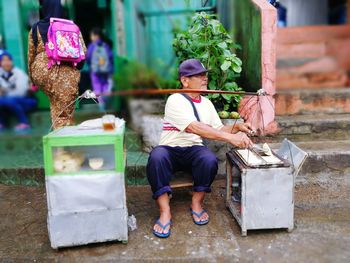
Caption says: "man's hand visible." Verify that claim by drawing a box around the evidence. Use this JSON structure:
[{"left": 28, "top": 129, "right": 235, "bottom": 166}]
[
  {"left": 186, "top": 121, "right": 252, "bottom": 148},
  {"left": 226, "top": 132, "right": 253, "bottom": 148},
  {"left": 221, "top": 122, "right": 255, "bottom": 135},
  {"left": 236, "top": 122, "right": 254, "bottom": 134}
]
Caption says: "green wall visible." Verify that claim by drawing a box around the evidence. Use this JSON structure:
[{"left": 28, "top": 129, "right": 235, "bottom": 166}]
[
  {"left": 123, "top": 0, "right": 217, "bottom": 78},
  {"left": 0, "top": 0, "right": 219, "bottom": 78},
  {"left": 233, "top": 0, "right": 262, "bottom": 91},
  {"left": 0, "top": 0, "right": 26, "bottom": 70}
]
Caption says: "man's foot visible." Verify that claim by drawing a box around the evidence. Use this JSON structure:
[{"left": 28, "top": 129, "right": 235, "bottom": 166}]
[
  {"left": 191, "top": 192, "right": 209, "bottom": 225},
  {"left": 153, "top": 219, "right": 172, "bottom": 238},
  {"left": 190, "top": 207, "right": 209, "bottom": 225},
  {"left": 153, "top": 211, "right": 172, "bottom": 238}
]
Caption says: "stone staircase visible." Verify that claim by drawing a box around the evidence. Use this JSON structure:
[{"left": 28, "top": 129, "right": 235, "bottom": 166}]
[
  {"left": 276, "top": 25, "right": 350, "bottom": 91},
  {"left": 3, "top": 108, "right": 350, "bottom": 188},
  {"left": 274, "top": 25, "right": 350, "bottom": 188},
  {"left": 275, "top": 88, "right": 350, "bottom": 115},
  {"left": 274, "top": 114, "right": 350, "bottom": 141}
]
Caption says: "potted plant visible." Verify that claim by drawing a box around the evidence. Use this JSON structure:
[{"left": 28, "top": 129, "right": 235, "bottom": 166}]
[
  {"left": 114, "top": 59, "right": 180, "bottom": 151},
  {"left": 173, "top": 12, "right": 245, "bottom": 174},
  {"left": 114, "top": 60, "right": 166, "bottom": 131},
  {"left": 173, "top": 12, "right": 243, "bottom": 120}
]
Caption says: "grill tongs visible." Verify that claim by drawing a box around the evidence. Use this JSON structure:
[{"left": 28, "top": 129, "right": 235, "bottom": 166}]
[{"left": 248, "top": 144, "right": 273, "bottom": 165}]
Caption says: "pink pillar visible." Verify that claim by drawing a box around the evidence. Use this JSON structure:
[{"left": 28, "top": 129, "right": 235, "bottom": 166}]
[
  {"left": 238, "top": 0, "right": 278, "bottom": 134},
  {"left": 348, "top": 0, "right": 350, "bottom": 24}
]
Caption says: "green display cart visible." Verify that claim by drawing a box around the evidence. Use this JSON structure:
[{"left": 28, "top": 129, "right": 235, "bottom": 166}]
[{"left": 43, "top": 123, "right": 128, "bottom": 248}]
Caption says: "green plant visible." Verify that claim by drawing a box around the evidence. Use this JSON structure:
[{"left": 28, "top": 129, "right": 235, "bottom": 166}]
[
  {"left": 173, "top": 12, "right": 243, "bottom": 111},
  {"left": 114, "top": 59, "right": 159, "bottom": 90},
  {"left": 114, "top": 58, "right": 179, "bottom": 95}
]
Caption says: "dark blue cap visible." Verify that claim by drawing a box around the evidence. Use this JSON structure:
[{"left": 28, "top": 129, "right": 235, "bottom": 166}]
[
  {"left": 0, "top": 50, "right": 13, "bottom": 61},
  {"left": 179, "top": 59, "right": 208, "bottom": 78}
]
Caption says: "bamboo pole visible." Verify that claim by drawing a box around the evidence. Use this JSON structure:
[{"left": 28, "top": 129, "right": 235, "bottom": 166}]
[{"left": 103, "top": 89, "right": 266, "bottom": 97}]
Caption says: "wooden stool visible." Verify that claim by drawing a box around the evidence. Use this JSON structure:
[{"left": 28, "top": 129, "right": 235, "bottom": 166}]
[{"left": 170, "top": 171, "right": 193, "bottom": 188}]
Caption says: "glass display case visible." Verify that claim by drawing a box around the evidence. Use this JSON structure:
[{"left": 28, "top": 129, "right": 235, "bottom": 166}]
[{"left": 43, "top": 124, "right": 128, "bottom": 248}]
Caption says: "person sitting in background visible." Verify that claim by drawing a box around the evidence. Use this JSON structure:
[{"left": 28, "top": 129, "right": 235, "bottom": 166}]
[
  {"left": 86, "top": 27, "right": 114, "bottom": 111},
  {"left": 0, "top": 51, "right": 37, "bottom": 132}
]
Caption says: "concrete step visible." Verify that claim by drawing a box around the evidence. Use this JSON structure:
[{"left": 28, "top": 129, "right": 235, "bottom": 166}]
[
  {"left": 270, "top": 140, "right": 350, "bottom": 187},
  {"left": 125, "top": 151, "right": 148, "bottom": 185},
  {"left": 277, "top": 70, "right": 348, "bottom": 89},
  {"left": 2, "top": 139, "right": 350, "bottom": 190},
  {"left": 276, "top": 57, "right": 348, "bottom": 89},
  {"left": 273, "top": 113, "right": 350, "bottom": 141},
  {"left": 276, "top": 26, "right": 350, "bottom": 89},
  {"left": 2, "top": 135, "right": 350, "bottom": 191},
  {"left": 277, "top": 26, "right": 350, "bottom": 62},
  {"left": 275, "top": 88, "right": 350, "bottom": 115},
  {"left": 0, "top": 126, "right": 143, "bottom": 186},
  {"left": 29, "top": 111, "right": 51, "bottom": 128},
  {"left": 0, "top": 150, "right": 149, "bottom": 187},
  {"left": 0, "top": 128, "right": 142, "bottom": 154},
  {"left": 277, "top": 25, "right": 350, "bottom": 46},
  {"left": 277, "top": 35, "right": 350, "bottom": 61}
]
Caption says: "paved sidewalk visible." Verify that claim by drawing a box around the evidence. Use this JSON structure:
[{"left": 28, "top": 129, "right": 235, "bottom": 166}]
[{"left": 0, "top": 180, "right": 349, "bottom": 262}]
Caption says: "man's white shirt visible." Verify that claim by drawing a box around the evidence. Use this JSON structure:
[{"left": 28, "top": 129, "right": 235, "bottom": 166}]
[{"left": 159, "top": 93, "right": 223, "bottom": 147}]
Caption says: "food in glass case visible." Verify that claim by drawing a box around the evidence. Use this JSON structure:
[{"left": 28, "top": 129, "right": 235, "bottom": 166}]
[
  {"left": 88, "top": 158, "right": 104, "bottom": 170},
  {"left": 53, "top": 150, "right": 85, "bottom": 173}
]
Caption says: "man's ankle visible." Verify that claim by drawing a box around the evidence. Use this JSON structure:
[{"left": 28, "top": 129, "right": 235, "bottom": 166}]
[
  {"left": 159, "top": 208, "right": 171, "bottom": 215},
  {"left": 191, "top": 202, "right": 203, "bottom": 211},
  {"left": 159, "top": 211, "right": 171, "bottom": 222}
]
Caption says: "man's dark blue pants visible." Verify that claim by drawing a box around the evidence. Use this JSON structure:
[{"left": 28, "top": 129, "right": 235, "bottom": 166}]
[{"left": 147, "top": 145, "right": 218, "bottom": 199}]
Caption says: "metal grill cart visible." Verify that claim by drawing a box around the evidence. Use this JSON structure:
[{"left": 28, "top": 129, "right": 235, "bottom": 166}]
[
  {"left": 43, "top": 124, "right": 128, "bottom": 248},
  {"left": 226, "top": 139, "right": 307, "bottom": 236}
]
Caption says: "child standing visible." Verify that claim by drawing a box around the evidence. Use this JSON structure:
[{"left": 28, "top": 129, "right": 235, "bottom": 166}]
[{"left": 86, "top": 28, "right": 114, "bottom": 111}]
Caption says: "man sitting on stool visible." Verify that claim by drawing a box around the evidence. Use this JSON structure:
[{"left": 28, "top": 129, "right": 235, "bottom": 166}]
[{"left": 147, "top": 59, "right": 253, "bottom": 238}]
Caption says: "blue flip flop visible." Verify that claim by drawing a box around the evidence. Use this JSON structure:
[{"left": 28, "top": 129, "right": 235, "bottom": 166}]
[
  {"left": 190, "top": 208, "right": 209, "bottom": 225},
  {"left": 152, "top": 219, "right": 172, "bottom": 238}
]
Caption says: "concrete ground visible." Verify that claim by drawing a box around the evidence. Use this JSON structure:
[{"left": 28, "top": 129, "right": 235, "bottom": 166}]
[{"left": 0, "top": 180, "right": 349, "bottom": 263}]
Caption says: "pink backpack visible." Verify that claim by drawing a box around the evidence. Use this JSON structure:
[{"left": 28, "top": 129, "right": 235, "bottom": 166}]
[{"left": 45, "top": 18, "right": 85, "bottom": 69}]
